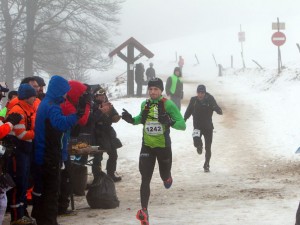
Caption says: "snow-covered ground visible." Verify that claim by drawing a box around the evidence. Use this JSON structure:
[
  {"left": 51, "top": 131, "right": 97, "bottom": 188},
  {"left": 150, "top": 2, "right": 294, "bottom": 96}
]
[{"left": 4, "top": 35, "right": 300, "bottom": 225}]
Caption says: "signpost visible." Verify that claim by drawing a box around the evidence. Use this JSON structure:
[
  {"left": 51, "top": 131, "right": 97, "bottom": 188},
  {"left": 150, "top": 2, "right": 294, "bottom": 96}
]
[
  {"left": 238, "top": 25, "right": 246, "bottom": 69},
  {"left": 271, "top": 18, "right": 285, "bottom": 74},
  {"left": 271, "top": 32, "right": 286, "bottom": 46}
]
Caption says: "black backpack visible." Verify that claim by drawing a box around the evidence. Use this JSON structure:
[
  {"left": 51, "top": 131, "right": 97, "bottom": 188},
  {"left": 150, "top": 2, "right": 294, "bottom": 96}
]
[{"left": 86, "top": 172, "right": 119, "bottom": 209}]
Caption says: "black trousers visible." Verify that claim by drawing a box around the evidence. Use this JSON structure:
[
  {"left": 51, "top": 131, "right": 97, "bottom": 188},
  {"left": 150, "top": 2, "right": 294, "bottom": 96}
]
[
  {"left": 32, "top": 163, "right": 61, "bottom": 225},
  {"left": 296, "top": 201, "right": 300, "bottom": 225},
  {"left": 58, "top": 160, "right": 72, "bottom": 214},
  {"left": 139, "top": 145, "right": 172, "bottom": 209},
  {"left": 193, "top": 128, "right": 213, "bottom": 166}
]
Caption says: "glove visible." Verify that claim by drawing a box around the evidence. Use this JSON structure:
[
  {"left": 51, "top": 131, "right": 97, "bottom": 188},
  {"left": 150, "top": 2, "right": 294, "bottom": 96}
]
[
  {"left": 79, "top": 92, "right": 92, "bottom": 107},
  {"left": 76, "top": 104, "right": 85, "bottom": 118},
  {"left": 216, "top": 108, "right": 223, "bottom": 115},
  {"left": 140, "top": 110, "right": 148, "bottom": 125},
  {"left": 158, "top": 113, "right": 175, "bottom": 126},
  {"left": 122, "top": 108, "right": 133, "bottom": 124},
  {"left": 5, "top": 113, "right": 22, "bottom": 125}
]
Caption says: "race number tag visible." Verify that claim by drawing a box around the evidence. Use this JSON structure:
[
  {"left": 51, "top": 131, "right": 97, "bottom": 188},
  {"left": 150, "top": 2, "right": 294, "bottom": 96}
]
[
  {"left": 145, "top": 121, "right": 163, "bottom": 136},
  {"left": 192, "top": 129, "right": 201, "bottom": 137}
]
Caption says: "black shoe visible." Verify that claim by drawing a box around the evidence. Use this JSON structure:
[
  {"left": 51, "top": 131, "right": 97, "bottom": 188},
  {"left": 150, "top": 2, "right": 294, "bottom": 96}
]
[
  {"left": 196, "top": 146, "right": 203, "bottom": 155},
  {"left": 108, "top": 173, "right": 122, "bottom": 182},
  {"left": 203, "top": 164, "right": 210, "bottom": 172}
]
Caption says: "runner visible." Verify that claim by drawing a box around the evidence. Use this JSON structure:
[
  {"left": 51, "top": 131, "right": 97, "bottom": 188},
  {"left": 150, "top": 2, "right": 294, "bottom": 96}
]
[{"left": 122, "top": 77, "right": 186, "bottom": 225}]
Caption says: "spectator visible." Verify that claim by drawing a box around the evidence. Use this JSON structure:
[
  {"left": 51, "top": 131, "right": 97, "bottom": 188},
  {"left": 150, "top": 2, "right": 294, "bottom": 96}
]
[
  {"left": 135, "top": 63, "right": 146, "bottom": 97},
  {"left": 33, "top": 76, "right": 46, "bottom": 100},
  {"left": 145, "top": 63, "right": 156, "bottom": 81},
  {"left": 31, "top": 75, "right": 81, "bottom": 225},
  {"left": 6, "top": 84, "right": 37, "bottom": 224},
  {"left": 178, "top": 55, "right": 184, "bottom": 75},
  {"left": 165, "top": 67, "right": 183, "bottom": 110},
  {"left": 92, "top": 88, "right": 122, "bottom": 182}
]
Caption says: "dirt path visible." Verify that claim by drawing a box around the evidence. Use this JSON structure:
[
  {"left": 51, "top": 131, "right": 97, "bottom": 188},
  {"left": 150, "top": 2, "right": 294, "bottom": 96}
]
[
  {"left": 58, "top": 78, "right": 299, "bottom": 225},
  {"left": 4, "top": 77, "right": 299, "bottom": 225}
]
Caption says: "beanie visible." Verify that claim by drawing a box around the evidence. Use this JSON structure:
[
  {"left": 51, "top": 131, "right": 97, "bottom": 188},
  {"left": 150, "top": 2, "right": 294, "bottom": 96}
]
[
  {"left": 197, "top": 84, "right": 206, "bottom": 93},
  {"left": 0, "top": 84, "right": 9, "bottom": 93},
  {"left": 148, "top": 78, "right": 164, "bottom": 92},
  {"left": 18, "top": 84, "right": 36, "bottom": 100}
]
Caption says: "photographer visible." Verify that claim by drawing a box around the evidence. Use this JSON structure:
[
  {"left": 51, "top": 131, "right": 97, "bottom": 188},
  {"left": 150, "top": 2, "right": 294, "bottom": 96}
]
[{"left": 92, "top": 88, "right": 122, "bottom": 182}]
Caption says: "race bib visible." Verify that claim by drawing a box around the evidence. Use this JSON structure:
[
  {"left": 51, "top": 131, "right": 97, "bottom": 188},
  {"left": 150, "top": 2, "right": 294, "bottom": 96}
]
[
  {"left": 145, "top": 121, "right": 163, "bottom": 136},
  {"left": 192, "top": 129, "right": 201, "bottom": 137}
]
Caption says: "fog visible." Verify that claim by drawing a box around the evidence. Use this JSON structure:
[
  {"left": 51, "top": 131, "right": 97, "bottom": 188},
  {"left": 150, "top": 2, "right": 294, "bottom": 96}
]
[{"left": 115, "top": 0, "right": 300, "bottom": 44}]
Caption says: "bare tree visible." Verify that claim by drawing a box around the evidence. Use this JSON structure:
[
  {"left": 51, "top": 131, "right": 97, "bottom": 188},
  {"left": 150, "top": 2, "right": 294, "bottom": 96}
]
[
  {"left": 0, "top": 0, "right": 25, "bottom": 86},
  {"left": 0, "top": 0, "right": 123, "bottom": 86}
]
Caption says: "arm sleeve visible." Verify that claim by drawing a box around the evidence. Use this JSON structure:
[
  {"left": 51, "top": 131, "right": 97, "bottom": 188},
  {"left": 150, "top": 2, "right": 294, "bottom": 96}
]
[
  {"left": 132, "top": 101, "right": 147, "bottom": 125},
  {"left": 209, "top": 95, "right": 222, "bottom": 113},
  {"left": 165, "top": 100, "right": 186, "bottom": 130},
  {"left": 184, "top": 97, "right": 195, "bottom": 120},
  {"left": 49, "top": 105, "right": 78, "bottom": 132},
  {"left": 0, "top": 122, "right": 12, "bottom": 139},
  {"left": 165, "top": 77, "right": 171, "bottom": 96}
]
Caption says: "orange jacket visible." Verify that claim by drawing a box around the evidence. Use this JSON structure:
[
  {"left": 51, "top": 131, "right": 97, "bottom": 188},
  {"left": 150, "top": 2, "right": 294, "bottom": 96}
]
[
  {"left": 7, "top": 100, "right": 36, "bottom": 141},
  {"left": 0, "top": 120, "right": 13, "bottom": 139},
  {"left": 7, "top": 97, "right": 40, "bottom": 113}
]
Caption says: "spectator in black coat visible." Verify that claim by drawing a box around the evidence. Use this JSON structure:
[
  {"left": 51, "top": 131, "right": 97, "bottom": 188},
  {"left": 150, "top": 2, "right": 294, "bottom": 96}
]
[
  {"left": 145, "top": 63, "right": 156, "bottom": 81},
  {"left": 135, "top": 63, "right": 145, "bottom": 97},
  {"left": 92, "top": 88, "right": 122, "bottom": 182}
]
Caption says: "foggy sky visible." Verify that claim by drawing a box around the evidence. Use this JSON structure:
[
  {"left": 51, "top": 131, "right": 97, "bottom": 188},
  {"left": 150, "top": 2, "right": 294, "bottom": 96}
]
[{"left": 115, "top": 0, "right": 300, "bottom": 45}]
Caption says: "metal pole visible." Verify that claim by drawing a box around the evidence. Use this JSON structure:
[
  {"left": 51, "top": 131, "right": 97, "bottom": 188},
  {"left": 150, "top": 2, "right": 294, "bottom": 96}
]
[
  {"left": 278, "top": 46, "right": 281, "bottom": 74},
  {"left": 240, "top": 24, "right": 245, "bottom": 69},
  {"left": 277, "top": 18, "right": 280, "bottom": 74}
]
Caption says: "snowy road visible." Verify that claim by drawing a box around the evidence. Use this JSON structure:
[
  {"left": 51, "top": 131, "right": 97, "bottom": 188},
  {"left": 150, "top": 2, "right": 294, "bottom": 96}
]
[{"left": 4, "top": 75, "right": 299, "bottom": 225}]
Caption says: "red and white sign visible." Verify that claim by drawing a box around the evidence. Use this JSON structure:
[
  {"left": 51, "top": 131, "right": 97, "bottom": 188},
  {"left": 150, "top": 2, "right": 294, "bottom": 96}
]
[{"left": 271, "top": 31, "right": 286, "bottom": 46}]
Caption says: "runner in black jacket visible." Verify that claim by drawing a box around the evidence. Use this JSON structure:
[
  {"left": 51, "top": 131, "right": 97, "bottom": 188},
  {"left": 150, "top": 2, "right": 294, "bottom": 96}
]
[{"left": 184, "top": 84, "right": 222, "bottom": 172}]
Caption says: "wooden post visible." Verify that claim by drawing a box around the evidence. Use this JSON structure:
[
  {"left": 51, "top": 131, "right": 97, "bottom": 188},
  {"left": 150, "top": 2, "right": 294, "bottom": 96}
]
[
  {"left": 195, "top": 54, "right": 199, "bottom": 64},
  {"left": 127, "top": 43, "right": 134, "bottom": 96},
  {"left": 252, "top": 59, "right": 264, "bottom": 69},
  {"left": 296, "top": 43, "right": 300, "bottom": 53},
  {"left": 212, "top": 54, "right": 218, "bottom": 67},
  {"left": 218, "top": 64, "right": 223, "bottom": 76}
]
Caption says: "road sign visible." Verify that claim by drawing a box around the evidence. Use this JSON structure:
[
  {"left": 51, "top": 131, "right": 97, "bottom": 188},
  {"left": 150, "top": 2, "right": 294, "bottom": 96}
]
[
  {"left": 238, "top": 32, "right": 245, "bottom": 42},
  {"left": 271, "top": 32, "right": 286, "bottom": 46},
  {"left": 272, "top": 22, "right": 285, "bottom": 30}
]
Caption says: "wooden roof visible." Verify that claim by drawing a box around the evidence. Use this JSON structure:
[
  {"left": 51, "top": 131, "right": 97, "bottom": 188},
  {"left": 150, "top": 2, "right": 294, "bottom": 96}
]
[{"left": 109, "top": 37, "right": 154, "bottom": 58}]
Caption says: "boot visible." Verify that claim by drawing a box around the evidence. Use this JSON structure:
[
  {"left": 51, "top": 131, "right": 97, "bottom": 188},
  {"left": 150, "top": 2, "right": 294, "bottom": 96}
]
[{"left": 108, "top": 172, "right": 122, "bottom": 182}]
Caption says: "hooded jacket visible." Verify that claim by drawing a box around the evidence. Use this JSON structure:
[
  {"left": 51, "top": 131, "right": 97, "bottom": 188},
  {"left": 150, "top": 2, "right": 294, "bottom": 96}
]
[
  {"left": 34, "top": 75, "right": 78, "bottom": 165},
  {"left": 60, "top": 80, "right": 91, "bottom": 161}
]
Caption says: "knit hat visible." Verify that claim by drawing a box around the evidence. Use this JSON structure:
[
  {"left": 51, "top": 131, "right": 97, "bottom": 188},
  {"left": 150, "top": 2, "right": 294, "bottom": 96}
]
[
  {"left": 0, "top": 84, "right": 9, "bottom": 93},
  {"left": 148, "top": 78, "right": 164, "bottom": 92},
  {"left": 18, "top": 84, "right": 36, "bottom": 100},
  {"left": 197, "top": 84, "right": 206, "bottom": 93}
]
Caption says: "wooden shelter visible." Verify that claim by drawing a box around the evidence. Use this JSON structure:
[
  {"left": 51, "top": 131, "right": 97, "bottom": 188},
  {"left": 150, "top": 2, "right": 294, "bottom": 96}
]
[{"left": 109, "top": 37, "right": 154, "bottom": 96}]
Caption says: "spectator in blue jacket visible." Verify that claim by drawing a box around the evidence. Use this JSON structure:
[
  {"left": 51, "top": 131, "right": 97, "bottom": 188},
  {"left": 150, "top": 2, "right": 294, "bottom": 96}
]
[{"left": 31, "top": 75, "right": 84, "bottom": 225}]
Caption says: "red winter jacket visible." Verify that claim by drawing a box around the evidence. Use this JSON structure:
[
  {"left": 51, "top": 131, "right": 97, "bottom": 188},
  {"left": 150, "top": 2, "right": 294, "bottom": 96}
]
[{"left": 60, "top": 80, "right": 90, "bottom": 125}]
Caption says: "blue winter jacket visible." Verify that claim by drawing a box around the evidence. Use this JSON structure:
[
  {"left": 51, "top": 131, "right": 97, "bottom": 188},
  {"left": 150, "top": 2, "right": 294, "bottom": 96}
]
[{"left": 34, "top": 75, "right": 78, "bottom": 165}]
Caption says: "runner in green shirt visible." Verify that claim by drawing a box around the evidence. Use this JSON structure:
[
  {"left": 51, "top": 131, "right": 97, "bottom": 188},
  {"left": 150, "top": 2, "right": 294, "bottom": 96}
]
[{"left": 122, "top": 77, "right": 186, "bottom": 225}]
